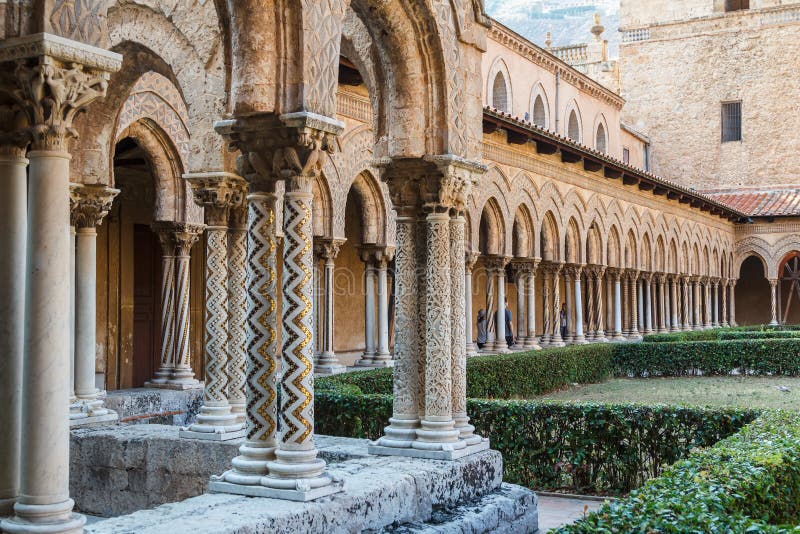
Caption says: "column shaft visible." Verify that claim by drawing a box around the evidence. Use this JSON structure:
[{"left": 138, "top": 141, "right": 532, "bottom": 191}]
[
  {"left": 465, "top": 256, "right": 478, "bottom": 356},
  {"left": 644, "top": 278, "right": 653, "bottom": 334},
  {"left": 573, "top": 269, "right": 585, "bottom": 343},
  {"left": 74, "top": 229, "right": 104, "bottom": 409},
  {"left": 495, "top": 265, "right": 509, "bottom": 352},
  {"left": 721, "top": 279, "right": 729, "bottom": 327},
  {"left": 516, "top": 272, "right": 525, "bottom": 349},
  {"left": 613, "top": 273, "right": 623, "bottom": 340},
  {"left": 151, "top": 231, "right": 176, "bottom": 384},
  {"left": 375, "top": 257, "right": 391, "bottom": 362},
  {"left": 769, "top": 279, "right": 779, "bottom": 325},
  {"left": 525, "top": 269, "right": 540, "bottom": 348},
  {"left": 551, "top": 265, "right": 565, "bottom": 346},
  {"left": 361, "top": 263, "right": 377, "bottom": 362},
  {"left": 227, "top": 207, "right": 248, "bottom": 422},
  {"left": 170, "top": 228, "right": 202, "bottom": 386}
]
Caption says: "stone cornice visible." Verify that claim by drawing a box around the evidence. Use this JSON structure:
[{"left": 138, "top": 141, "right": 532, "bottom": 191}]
[{"left": 0, "top": 33, "right": 122, "bottom": 72}]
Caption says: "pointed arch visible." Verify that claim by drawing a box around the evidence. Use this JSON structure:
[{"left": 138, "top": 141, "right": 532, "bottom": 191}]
[
  {"left": 513, "top": 204, "right": 536, "bottom": 258},
  {"left": 540, "top": 211, "right": 560, "bottom": 262},
  {"left": 607, "top": 225, "right": 622, "bottom": 269},
  {"left": 565, "top": 217, "right": 582, "bottom": 264},
  {"left": 529, "top": 82, "right": 550, "bottom": 129},
  {"left": 487, "top": 56, "right": 513, "bottom": 113},
  {"left": 479, "top": 197, "right": 507, "bottom": 256}
]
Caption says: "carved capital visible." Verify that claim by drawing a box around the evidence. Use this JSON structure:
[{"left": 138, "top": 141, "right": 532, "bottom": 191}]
[
  {"left": 655, "top": 273, "right": 668, "bottom": 284},
  {"left": 69, "top": 183, "right": 118, "bottom": 228},
  {"left": 540, "top": 261, "right": 564, "bottom": 277},
  {"left": 564, "top": 264, "right": 584, "bottom": 278},
  {"left": 359, "top": 244, "right": 395, "bottom": 266},
  {"left": 315, "top": 239, "right": 345, "bottom": 262},
  {"left": 606, "top": 267, "right": 622, "bottom": 281},
  {"left": 171, "top": 223, "right": 204, "bottom": 257},
  {"left": 625, "top": 269, "right": 640, "bottom": 281},
  {"left": 587, "top": 265, "right": 607, "bottom": 279},
  {"left": 465, "top": 251, "right": 480, "bottom": 273},
  {"left": 184, "top": 172, "right": 246, "bottom": 227},
  {"left": 484, "top": 255, "right": 510, "bottom": 275},
  {"left": 0, "top": 35, "right": 122, "bottom": 152},
  {"left": 510, "top": 258, "right": 539, "bottom": 279}
]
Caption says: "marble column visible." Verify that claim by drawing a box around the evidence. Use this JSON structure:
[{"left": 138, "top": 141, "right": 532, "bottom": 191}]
[
  {"left": 621, "top": 273, "right": 630, "bottom": 336},
  {"left": 729, "top": 279, "right": 738, "bottom": 327},
  {"left": 610, "top": 269, "right": 625, "bottom": 341},
  {"left": 494, "top": 258, "right": 511, "bottom": 353},
  {"left": 693, "top": 277, "right": 702, "bottom": 330},
  {"left": 721, "top": 278, "right": 729, "bottom": 328},
  {"left": 585, "top": 269, "right": 596, "bottom": 341},
  {"left": 70, "top": 185, "right": 119, "bottom": 426},
  {"left": 0, "top": 142, "right": 27, "bottom": 516},
  {"left": 374, "top": 250, "right": 394, "bottom": 366},
  {"left": 606, "top": 271, "right": 616, "bottom": 340},
  {"left": 682, "top": 276, "right": 691, "bottom": 331},
  {"left": 515, "top": 265, "right": 526, "bottom": 349},
  {"left": 712, "top": 279, "right": 720, "bottom": 327},
  {"left": 525, "top": 262, "right": 541, "bottom": 349},
  {"left": 315, "top": 240, "right": 346, "bottom": 374},
  {"left": 769, "top": 279, "right": 779, "bottom": 326},
  {"left": 703, "top": 278, "right": 712, "bottom": 329},
  {"left": 182, "top": 174, "right": 244, "bottom": 440},
  {"left": 644, "top": 275, "right": 653, "bottom": 335},
  {"left": 69, "top": 225, "right": 78, "bottom": 420},
  {"left": 540, "top": 266, "right": 552, "bottom": 346},
  {"left": 1, "top": 40, "right": 122, "bottom": 534},
  {"left": 359, "top": 259, "right": 378, "bottom": 365},
  {"left": 636, "top": 277, "right": 644, "bottom": 338},
  {"left": 595, "top": 267, "right": 607, "bottom": 342},
  {"left": 148, "top": 224, "right": 177, "bottom": 385},
  {"left": 374, "top": 214, "right": 421, "bottom": 449},
  {"left": 657, "top": 275, "right": 667, "bottom": 333},
  {"left": 465, "top": 253, "right": 479, "bottom": 356},
  {"left": 550, "top": 264, "right": 566, "bottom": 347},
  {"left": 169, "top": 225, "right": 204, "bottom": 387},
  {"left": 227, "top": 183, "right": 249, "bottom": 422},
  {"left": 564, "top": 268, "right": 575, "bottom": 344},
  {"left": 670, "top": 276, "right": 680, "bottom": 332},
  {"left": 629, "top": 271, "right": 641, "bottom": 339},
  {"left": 571, "top": 265, "right": 586, "bottom": 344}
]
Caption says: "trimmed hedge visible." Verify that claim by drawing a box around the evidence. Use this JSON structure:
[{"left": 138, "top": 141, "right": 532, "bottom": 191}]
[
  {"left": 644, "top": 327, "right": 800, "bottom": 343},
  {"left": 615, "top": 338, "right": 800, "bottom": 377},
  {"left": 557, "top": 411, "right": 800, "bottom": 532}
]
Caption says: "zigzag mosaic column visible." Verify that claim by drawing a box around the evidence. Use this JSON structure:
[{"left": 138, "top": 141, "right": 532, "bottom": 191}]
[
  {"left": 169, "top": 225, "right": 204, "bottom": 388},
  {"left": 70, "top": 185, "right": 120, "bottom": 427},
  {"left": 228, "top": 183, "right": 249, "bottom": 422},
  {"left": 212, "top": 187, "right": 280, "bottom": 487},
  {"left": 149, "top": 225, "right": 177, "bottom": 385},
  {"left": 182, "top": 173, "right": 245, "bottom": 440}
]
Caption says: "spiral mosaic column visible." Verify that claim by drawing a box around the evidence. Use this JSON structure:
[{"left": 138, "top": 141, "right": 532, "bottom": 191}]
[
  {"left": 150, "top": 226, "right": 177, "bottom": 385},
  {"left": 721, "top": 278, "right": 729, "bottom": 327},
  {"left": 373, "top": 216, "right": 421, "bottom": 449},
  {"left": 540, "top": 267, "right": 552, "bottom": 346},
  {"left": 263, "top": 178, "right": 334, "bottom": 494},
  {"left": 214, "top": 190, "right": 279, "bottom": 486},
  {"left": 228, "top": 199, "right": 248, "bottom": 423},
  {"left": 169, "top": 225, "right": 203, "bottom": 388},
  {"left": 595, "top": 267, "right": 607, "bottom": 341},
  {"left": 551, "top": 264, "right": 565, "bottom": 346}
]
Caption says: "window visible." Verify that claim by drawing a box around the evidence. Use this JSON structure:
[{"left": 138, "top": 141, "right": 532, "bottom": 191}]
[
  {"left": 725, "top": 0, "right": 749, "bottom": 12},
  {"left": 721, "top": 101, "right": 742, "bottom": 142},
  {"left": 623, "top": 147, "right": 630, "bottom": 164},
  {"left": 533, "top": 95, "right": 547, "bottom": 128},
  {"left": 567, "top": 110, "right": 581, "bottom": 141},
  {"left": 492, "top": 72, "right": 508, "bottom": 112},
  {"left": 595, "top": 123, "right": 607, "bottom": 153}
]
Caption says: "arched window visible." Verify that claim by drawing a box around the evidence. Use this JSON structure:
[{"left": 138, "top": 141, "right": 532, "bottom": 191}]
[
  {"left": 568, "top": 110, "right": 581, "bottom": 141},
  {"left": 492, "top": 72, "right": 508, "bottom": 112},
  {"left": 595, "top": 122, "right": 607, "bottom": 152},
  {"left": 533, "top": 95, "right": 547, "bottom": 128}
]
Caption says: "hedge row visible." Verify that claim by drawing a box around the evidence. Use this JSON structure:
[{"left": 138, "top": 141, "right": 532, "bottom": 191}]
[
  {"left": 615, "top": 338, "right": 800, "bottom": 377},
  {"left": 558, "top": 411, "right": 800, "bottom": 532},
  {"left": 318, "top": 343, "right": 616, "bottom": 400},
  {"left": 314, "top": 389, "right": 755, "bottom": 495},
  {"left": 644, "top": 327, "right": 800, "bottom": 343}
]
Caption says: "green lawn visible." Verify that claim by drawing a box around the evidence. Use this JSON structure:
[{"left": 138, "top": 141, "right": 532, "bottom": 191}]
[{"left": 539, "top": 376, "right": 800, "bottom": 410}]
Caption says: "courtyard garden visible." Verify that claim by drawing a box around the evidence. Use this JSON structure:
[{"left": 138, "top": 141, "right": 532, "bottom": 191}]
[{"left": 315, "top": 325, "right": 800, "bottom": 532}]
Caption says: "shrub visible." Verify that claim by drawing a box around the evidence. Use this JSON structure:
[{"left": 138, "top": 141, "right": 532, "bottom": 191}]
[
  {"left": 644, "top": 328, "right": 800, "bottom": 343},
  {"left": 557, "top": 411, "right": 800, "bottom": 532},
  {"left": 615, "top": 338, "right": 800, "bottom": 377}
]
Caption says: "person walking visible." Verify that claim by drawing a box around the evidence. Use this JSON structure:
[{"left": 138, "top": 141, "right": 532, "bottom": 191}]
[
  {"left": 560, "top": 302, "right": 568, "bottom": 340},
  {"left": 476, "top": 309, "right": 487, "bottom": 350},
  {"left": 505, "top": 298, "right": 514, "bottom": 348}
]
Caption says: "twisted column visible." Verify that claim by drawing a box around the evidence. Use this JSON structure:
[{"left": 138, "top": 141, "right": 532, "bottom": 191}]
[
  {"left": 702, "top": 278, "right": 712, "bottom": 329},
  {"left": 182, "top": 173, "right": 244, "bottom": 440},
  {"left": 315, "top": 240, "right": 346, "bottom": 374},
  {"left": 70, "top": 185, "right": 119, "bottom": 425},
  {"left": 227, "top": 184, "right": 249, "bottom": 422},
  {"left": 0, "top": 143, "right": 27, "bottom": 515},
  {"left": 1, "top": 42, "right": 122, "bottom": 534},
  {"left": 595, "top": 266, "right": 607, "bottom": 341},
  {"left": 465, "top": 253, "right": 479, "bottom": 356},
  {"left": 551, "top": 264, "right": 566, "bottom": 346},
  {"left": 149, "top": 224, "right": 177, "bottom": 385},
  {"left": 585, "top": 269, "right": 596, "bottom": 341},
  {"left": 682, "top": 276, "right": 691, "bottom": 331},
  {"left": 670, "top": 276, "right": 680, "bottom": 332},
  {"left": 610, "top": 269, "right": 624, "bottom": 341},
  {"left": 540, "top": 266, "right": 552, "bottom": 346},
  {"left": 769, "top": 279, "right": 779, "bottom": 326},
  {"left": 721, "top": 278, "right": 729, "bottom": 327},
  {"left": 169, "top": 225, "right": 203, "bottom": 387}
]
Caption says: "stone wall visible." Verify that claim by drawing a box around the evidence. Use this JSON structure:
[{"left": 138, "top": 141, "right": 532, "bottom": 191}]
[{"left": 620, "top": 3, "right": 800, "bottom": 190}]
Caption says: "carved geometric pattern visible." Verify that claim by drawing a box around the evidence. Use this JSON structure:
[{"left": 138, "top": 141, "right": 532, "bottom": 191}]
[
  {"left": 50, "top": 0, "right": 106, "bottom": 47},
  {"left": 281, "top": 193, "right": 315, "bottom": 445},
  {"left": 392, "top": 218, "right": 420, "bottom": 418},
  {"left": 416, "top": 216, "right": 428, "bottom": 417},
  {"left": 302, "top": 0, "right": 345, "bottom": 117},
  {"left": 450, "top": 216, "right": 467, "bottom": 419},
  {"left": 245, "top": 195, "right": 278, "bottom": 442},
  {"left": 204, "top": 228, "right": 229, "bottom": 404},
  {"left": 174, "top": 255, "right": 193, "bottom": 371},
  {"left": 227, "top": 227, "right": 247, "bottom": 410}
]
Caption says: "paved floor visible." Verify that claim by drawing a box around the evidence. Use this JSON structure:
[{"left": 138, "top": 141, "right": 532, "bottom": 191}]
[{"left": 536, "top": 494, "right": 607, "bottom": 532}]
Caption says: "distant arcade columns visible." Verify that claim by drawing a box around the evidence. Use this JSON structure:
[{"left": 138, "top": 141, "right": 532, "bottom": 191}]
[
  {"left": 357, "top": 246, "right": 394, "bottom": 368},
  {"left": 315, "top": 239, "right": 347, "bottom": 374},
  {"left": 769, "top": 278, "right": 779, "bottom": 326},
  {"left": 465, "top": 252, "right": 480, "bottom": 356},
  {"left": 484, "top": 256, "right": 511, "bottom": 353},
  {"left": 729, "top": 279, "right": 738, "bottom": 327}
]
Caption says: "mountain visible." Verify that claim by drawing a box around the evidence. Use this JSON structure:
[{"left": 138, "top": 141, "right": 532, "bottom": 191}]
[{"left": 484, "top": 0, "right": 621, "bottom": 58}]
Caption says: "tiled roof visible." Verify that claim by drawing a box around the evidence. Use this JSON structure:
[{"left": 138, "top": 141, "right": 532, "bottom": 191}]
[{"left": 701, "top": 188, "right": 800, "bottom": 217}]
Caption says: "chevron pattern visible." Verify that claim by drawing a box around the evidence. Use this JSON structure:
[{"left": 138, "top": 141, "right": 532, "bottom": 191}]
[
  {"left": 204, "top": 229, "right": 229, "bottom": 403},
  {"left": 246, "top": 196, "right": 278, "bottom": 442},
  {"left": 227, "top": 228, "right": 247, "bottom": 409},
  {"left": 281, "top": 194, "right": 314, "bottom": 445}
]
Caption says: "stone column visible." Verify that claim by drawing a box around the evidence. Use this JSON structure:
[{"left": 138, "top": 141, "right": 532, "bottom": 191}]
[
  {"left": 550, "top": 264, "right": 566, "bottom": 347},
  {"left": 693, "top": 277, "right": 702, "bottom": 330},
  {"left": 595, "top": 267, "right": 607, "bottom": 342},
  {"left": 373, "top": 214, "right": 420, "bottom": 450},
  {"left": 374, "top": 250, "right": 394, "bottom": 365},
  {"left": 465, "top": 253, "right": 479, "bottom": 356},
  {"left": 585, "top": 269, "right": 596, "bottom": 341},
  {"left": 657, "top": 275, "right": 667, "bottom": 333},
  {"left": 69, "top": 185, "right": 119, "bottom": 426},
  {"left": 769, "top": 278, "right": 779, "bottom": 326},
  {"left": 564, "top": 267, "right": 575, "bottom": 344},
  {"left": 682, "top": 276, "right": 691, "bottom": 331},
  {"left": 712, "top": 279, "right": 720, "bottom": 327},
  {"left": 721, "top": 278, "right": 729, "bottom": 327},
  {"left": 1, "top": 40, "right": 122, "bottom": 534},
  {"left": 212, "top": 180, "right": 280, "bottom": 489},
  {"left": 621, "top": 272, "right": 630, "bottom": 335},
  {"left": 606, "top": 271, "right": 615, "bottom": 340},
  {"left": 227, "top": 183, "right": 249, "bottom": 422},
  {"left": 629, "top": 271, "right": 641, "bottom": 339},
  {"left": 611, "top": 269, "right": 625, "bottom": 341},
  {"left": 540, "top": 265, "right": 552, "bottom": 346},
  {"left": 359, "top": 259, "right": 377, "bottom": 365},
  {"left": 148, "top": 224, "right": 177, "bottom": 385},
  {"left": 494, "top": 258, "right": 511, "bottom": 353},
  {"left": 69, "top": 224, "right": 78, "bottom": 419},
  {"left": 169, "top": 225, "right": 204, "bottom": 387},
  {"left": 670, "top": 276, "right": 680, "bottom": 332},
  {"left": 525, "top": 262, "right": 541, "bottom": 349},
  {"left": 0, "top": 141, "right": 27, "bottom": 516},
  {"left": 315, "top": 240, "right": 346, "bottom": 374},
  {"left": 729, "top": 279, "right": 738, "bottom": 327},
  {"left": 644, "top": 275, "right": 653, "bottom": 335},
  {"left": 182, "top": 174, "right": 244, "bottom": 440},
  {"left": 515, "top": 265, "right": 526, "bottom": 349},
  {"left": 572, "top": 266, "right": 586, "bottom": 344},
  {"left": 702, "top": 278, "right": 712, "bottom": 329}
]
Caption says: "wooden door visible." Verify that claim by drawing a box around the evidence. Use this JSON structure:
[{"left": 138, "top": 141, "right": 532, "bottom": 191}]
[{"left": 132, "top": 225, "right": 162, "bottom": 387}]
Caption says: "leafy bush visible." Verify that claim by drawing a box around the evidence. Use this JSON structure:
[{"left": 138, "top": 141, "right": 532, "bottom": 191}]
[
  {"left": 557, "top": 411, "right": 800, "bottom": 532},
  {"left": 615, "top": 338, "right": 800, "bottom": 377},
  {"left": 644, "top": 327, "right": 800, "bottom": 343}
]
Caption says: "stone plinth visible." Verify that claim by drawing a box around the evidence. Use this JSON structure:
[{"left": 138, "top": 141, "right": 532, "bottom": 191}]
[{"left": 103, "top": 388, "right": 204, "bottom": 426}]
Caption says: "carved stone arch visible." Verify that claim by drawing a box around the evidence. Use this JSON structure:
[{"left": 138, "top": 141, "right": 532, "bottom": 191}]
[
  {"left": 585, "top": 221, "right": 603, "bottom": 265},
  {"left": 655, "top": 236, "right": 666, "bottom": 273},
  {"left": 479, "top": 197, "right": 506, "bottom": 256},
  {"left": 640, "top": 233, "right": 652, "bottom": 272},
  {"left": 735, "top": 248, "right": 770, "bottom": 279},
  {"left": 342, "top": 170, "right": 387, "bottom": 246},
  {"left": 540, "top": 211, "right": 560, "bottom": 262},
  {"left": 529, "top": 81, "right": 551, "bottom": 129},
  {"left": 509, "top": 169, "right": 540, "bottom": 198},
  {"left": 512, "top": 204, "right": 535, "bottom": 259},
  {"left": 771, "top": 235, "right": 800, "bottom": 279},
  {"left": 607, "top": 224, "right": 623, "bottom": 269},
  {"left": 564, "top": 217, "right": 582, "bottom": 264},
  {"left": 486, "top": 55, "right": 513, "bottom": 113},
  {"left": 116, "top": 119, "right": 187, "bottom": 223},
  {"left": 668, "top": 238, "right": 679, "bottom": 274},
  {"left": 624, "top": 229, "right": 638, "bottom": 270},
  {"left": 313, "top": 172, "right": 334, "bottom": 239}
]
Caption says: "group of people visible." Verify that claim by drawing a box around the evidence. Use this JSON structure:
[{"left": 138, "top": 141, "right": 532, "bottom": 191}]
[{"left": 475, "top": 299, "right": 568, "bottom": 350}]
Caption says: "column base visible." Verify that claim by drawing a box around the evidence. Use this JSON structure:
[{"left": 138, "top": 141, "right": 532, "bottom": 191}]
[
  {"left": 466, "top": 343, "right": 479, "bottom": 357},
  {"left": 180, "top": 406, "right": 245, "bottom": 441},
  {"left": 315, "top": 364, "right": 348, "bottom": 375},
  {"left": 209, "top": 477, "right": 343, "bottom": 503},
  {"left": 355, "top": 354, "right": 376, "bottom": 367},
  {"left": 1, "top": 501, "right": 85, "bottom": 534},
  {"left": 610, "top": 333, "right": 626, "bottom": 342},
  {"left": 722, "top": 321, "right": 730, "bottom": 328},
  {"left": 0, "top": 496, "right": 16, "bottom": 517},
  {"left": 572, "top": 335, "right": 587, "bottom": 345},
  {"left": 369, "top": 438, "right": 490, "bottom": 461},
  {"left": 230, "top": 402, "right": 246, "bottom": 425},
  {"left": 69, "top": 410, "right": 118, "bottom": 428},
  {"left": 179, "top": 427, "right": 246, "bottom": 441},
  {"left": 548, "top": 340, "right": 565, "bottom": 348},
  {"left": 373, "top": 417, "right": 420, "bottom": 449},
  {"left": 145, "top": 380, "right": 204, "bottom": 391}
]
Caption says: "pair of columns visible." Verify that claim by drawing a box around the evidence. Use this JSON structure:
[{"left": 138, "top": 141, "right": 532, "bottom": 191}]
[
  {"left": 68, "top": 185, "right": 120, "bottom": 427},
  {"left": 0, "top": 35, "right": 123, "bottom": 534},
  {"left": 314, "top": 239, "right": 347, "bottom": 374},
  {"left": 179, "top": 173, "right": 250, "bottom": 441},
  {"left": 146, "top": 222, "right": 204, "bottom": 389},
  {"left": 583, "top": 265, "right": 607, "bottom": 342},
  {"left": 357, "top": 247, "right": 394, "bottom": 368},
  {"left": 482, "top": 257, "right": 512, "bottom": 353}
]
